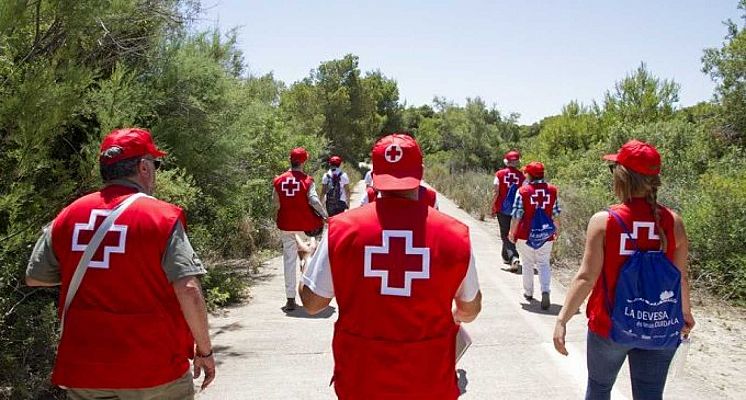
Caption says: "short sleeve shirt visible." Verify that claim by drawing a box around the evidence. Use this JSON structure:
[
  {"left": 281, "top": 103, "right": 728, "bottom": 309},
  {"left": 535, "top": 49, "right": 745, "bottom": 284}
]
[
  {"left": 321, "top": 169, "right": 351, "bottom": 203},
  {"left": 302, "top": 230, "right": 480, "bottom": 301}
]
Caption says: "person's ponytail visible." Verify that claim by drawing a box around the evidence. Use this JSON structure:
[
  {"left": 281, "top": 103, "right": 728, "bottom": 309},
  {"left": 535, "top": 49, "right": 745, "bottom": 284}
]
[{"left": 646, "top": 186, "right": 667, "bottom": 251}]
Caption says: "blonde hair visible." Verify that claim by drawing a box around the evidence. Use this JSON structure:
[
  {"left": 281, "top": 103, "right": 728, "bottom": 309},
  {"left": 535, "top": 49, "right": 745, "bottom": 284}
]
[{"left": 612, "top": 164, "right": 667, "bottom": 250}]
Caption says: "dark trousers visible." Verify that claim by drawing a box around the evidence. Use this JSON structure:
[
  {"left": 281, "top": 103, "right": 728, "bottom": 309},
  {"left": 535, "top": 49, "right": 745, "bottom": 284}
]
[{"left": 496, "top": 213, "right": 518, "bottom": 263}]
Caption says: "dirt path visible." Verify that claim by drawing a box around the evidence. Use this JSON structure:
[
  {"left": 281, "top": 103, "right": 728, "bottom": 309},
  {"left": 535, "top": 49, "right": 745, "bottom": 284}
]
[{"left": 198, "top": 183, "right": 732, "bottom": 399}]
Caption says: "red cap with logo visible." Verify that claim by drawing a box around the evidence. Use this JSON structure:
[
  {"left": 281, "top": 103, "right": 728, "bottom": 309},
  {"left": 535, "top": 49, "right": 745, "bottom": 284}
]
[
  {"left": 290, "top": 147, "right": 309, "bottom": 163},
  {"left": 504, "top": 150, "right": 521, "bottom": 161},
  {"left": 372, "top": 133, "right": 423, "bottom": 191},
  {"left": 524, "top": 161, "right": 545, "bottom": 179},
  {"left": 329, "top": 155, "right": 342, "bottom": 167},
  {"left": 603, "top": 139, "right": 661, "bottom": 176},
  {"left": 99, "top": 128, "right": 167, "bottom": 166}
]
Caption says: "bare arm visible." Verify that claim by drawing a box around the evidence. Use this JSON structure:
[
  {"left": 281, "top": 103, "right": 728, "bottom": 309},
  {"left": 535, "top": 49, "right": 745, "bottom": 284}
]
[
  {"left": 25, "top": 275, "right": 59, "bottom": 287},
  {"left": 299, "top": 283, "right": 332, "bottom": 315},
  {"left": 553, "top": 211, "right": 607, "bottom": 356},
  {"left": 173, "top": 276, "right": 215, "bottom": 389},
  {"left": 672, "top": 212, "right": 695, "bottom": 336},
  {"left": 271, "top": 188, "right": 280, "bottom": 214},
  {"left": 454, "top": 290, "right": 482, "bottom": 323},
  {"left": 508, "top": 217, "right": 520, "bottom": 243}
]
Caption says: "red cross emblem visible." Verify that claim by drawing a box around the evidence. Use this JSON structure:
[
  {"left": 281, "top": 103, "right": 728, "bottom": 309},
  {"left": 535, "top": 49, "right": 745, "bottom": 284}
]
[
  {"left": 384, "top": 144, "right": 404, "bottom": 163},
  {"left": 71, "top": 210, "right": 128, "bottom": 269},
  {"left": 503, "top": 172, "right": 520, "bottom": 186},
  {"left": 281, "top": 177, "right": 301, "bottom": 196},
  {"left": 530, "top": 189, "right": 551, "bottom": 209},
  {"left": 364, "top": 230, "right": 430, "bottom": 297},
  {"left": 619, "top": 221, "right": 660, "bottom": 255}
]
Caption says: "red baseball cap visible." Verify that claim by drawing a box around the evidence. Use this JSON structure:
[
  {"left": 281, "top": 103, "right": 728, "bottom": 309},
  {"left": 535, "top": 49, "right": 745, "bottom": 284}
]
[
  {"left": 603, "top": 139, "right": 661, "bottom": 176},
  {"left": 504, "top": 150, "right": 521, "bottom": 161},
  {"left": 524, "top": 161, "right": 545, "bottom": 178},
  {"left": 329, "top": 155, "right": 342, "bottom": 166},
  {"left": 372, "top": 133, "right": 423, "bottom": 191},
  {"left": 99, "top": 128, "right": 166, "bottom": 166},
  {"left": 290, "top": 147, "right": 309, "bottom": 163}
]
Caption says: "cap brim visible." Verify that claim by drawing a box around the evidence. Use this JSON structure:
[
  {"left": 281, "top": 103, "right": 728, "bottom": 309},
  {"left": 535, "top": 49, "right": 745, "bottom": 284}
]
[
  {"left": 602, "top": 154, "right": 618, "bottom": 162},
  {"left": 372, "top": 173, "right": 421, "bottom": 191},
  {"left": 152, "top": 149, "right": 167, "bottom": 158}
]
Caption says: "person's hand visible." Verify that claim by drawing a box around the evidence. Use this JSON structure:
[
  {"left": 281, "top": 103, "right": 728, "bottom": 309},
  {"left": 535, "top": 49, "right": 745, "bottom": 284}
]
[
  {"left": 508, "top": 231, "right": 516, "bottom": 243},
  {"left": 193, "top": 351, "right": 216, "bottom": 390},
  {"left": 682, "top": 311, "right": 695, "bottom": 337},
  {"left": 553, "top": 321, "right": 568, "bottom": 356}
]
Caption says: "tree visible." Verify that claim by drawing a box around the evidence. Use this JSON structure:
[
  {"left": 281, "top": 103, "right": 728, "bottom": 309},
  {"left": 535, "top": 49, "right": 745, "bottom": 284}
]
[
  {"left": 702, "top": 0, "right": 746, "bottom": 143},
  {"left": 602, "top": 63, "right": 680, "bottom": 126}
]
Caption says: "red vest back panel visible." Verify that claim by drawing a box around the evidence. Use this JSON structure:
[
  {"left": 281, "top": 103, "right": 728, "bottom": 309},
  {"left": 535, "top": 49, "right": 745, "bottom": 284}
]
[
  {"left": 515, "top": 182, "right": 558, "bottom": 240},
  {"left": 50, "top": 185, "right": 193, "bottom": 388},
  {"left": 274, "top": 170, "right": 323, "bottom": 231},
  {"left": 587, "top": 198, "right": 677, "bottom": 338},
  {"left": 328, "top": 197, "right": 470, "bottom": 400},
  {"left": 492, "top": 167, "right": 525, "bottom": 215}
]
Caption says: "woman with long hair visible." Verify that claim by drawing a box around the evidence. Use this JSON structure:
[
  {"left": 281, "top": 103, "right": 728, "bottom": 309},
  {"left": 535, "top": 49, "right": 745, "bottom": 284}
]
[{"left": 552, "top": 140, "right": 695, "bottom": 400}]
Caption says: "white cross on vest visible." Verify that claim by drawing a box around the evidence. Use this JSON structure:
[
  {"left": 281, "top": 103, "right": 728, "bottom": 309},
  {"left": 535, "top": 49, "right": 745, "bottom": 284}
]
[
  {"left": 71, "top": 209, "right": 128, "bottom": 269},
  {"left": 619, "top": 222, "right": 660, "bottom": 256},
  {"left": 503, "top": 172, "right": 519, "bottom": 186},
  {"left": 530, "top": 189, "right": 551, "bottom": 209},
  {"left": 364, "top": 230, "right": 430, "bottom": 297},
  {"left": 281, "top": 177, "right": 301, "bottom": 197}
]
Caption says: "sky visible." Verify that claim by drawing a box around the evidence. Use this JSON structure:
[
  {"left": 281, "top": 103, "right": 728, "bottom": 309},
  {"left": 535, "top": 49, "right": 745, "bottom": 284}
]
[{"left": 196, "top": 1, "right": 742, "bottom": 124}]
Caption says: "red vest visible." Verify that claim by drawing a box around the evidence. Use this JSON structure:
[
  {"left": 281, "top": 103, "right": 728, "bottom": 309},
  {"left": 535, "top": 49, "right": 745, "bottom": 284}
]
[
  {"left": 50, "top": 185, "right": 193, "bottom": 389},
  {"left": 492, "top": 167, "right": 525, "bottom": 215},
  {"left": 328, "top": 197, "right": 470, "bottom": 400},
  {"left": 586, "top": 198, "right": 677, "bottom": 338},
  {"left": 273, "top": 170, "right": 323, "bottom": 231},
  {"left": 366, "top": 186, "right": 437, "bottom": 208},
  {"left": 515, "top": 182, "right": 558, "bottom": 241}
]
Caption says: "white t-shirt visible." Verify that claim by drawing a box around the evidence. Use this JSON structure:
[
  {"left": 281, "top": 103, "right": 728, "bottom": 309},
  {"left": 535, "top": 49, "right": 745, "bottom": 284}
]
[
  {"left": 302, "top": 230, "right": 480, "bottom": 301},
  {"left": 322, "top": 168, "right": 350, "bottom": 203},
  {"left": 364, "top": 170, "right": 374, "bottom": 187}
]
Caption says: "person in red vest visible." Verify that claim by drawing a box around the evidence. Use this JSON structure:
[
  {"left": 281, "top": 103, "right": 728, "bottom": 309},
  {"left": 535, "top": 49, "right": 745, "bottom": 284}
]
[
  {"left": 273, "top": 147, "right": 327, "bottom": 312},
  {"left": 508, "top": 161, "right": 561, "bottom": 310},
  {"left": 553, "top": 140, "right": 695, "bottom": 399},
  {"left": 492, "top": 150, "right": 525, "bottom": 271},
  {"left": 299, "top": 133, "right": 482, "bottom": 400},
  {"left": 25, "top": 128, "right": 215, "bottom": 399}
]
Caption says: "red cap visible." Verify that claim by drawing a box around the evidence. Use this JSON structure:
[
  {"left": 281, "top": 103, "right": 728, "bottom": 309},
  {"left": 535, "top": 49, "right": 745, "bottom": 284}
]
[
  {"left": 372, "top": 133, "right": 423, "bottom": 190},
  {"left": 329, "top": 155, "right": 342, "bottom": 166},
  {"left": 290, "top": 147, "right": 309, "bottom": 163},
  {"left": 524, "top": 161, "right": 545, "bottom": 179},
  {"left": 504, "top": 150, "right": 521, "bottom": 161},
  {"left": 99, "top": 128, "right": 166, "bottom": 165},
  {"left": 603, "top": 140, "right": 661, "bottom": 176}
]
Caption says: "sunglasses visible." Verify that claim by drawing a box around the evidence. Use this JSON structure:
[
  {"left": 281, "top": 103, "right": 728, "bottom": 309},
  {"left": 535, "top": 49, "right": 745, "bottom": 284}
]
[
  {"left": 608, "top": 163, "right": 617, "bottom": 173},
  {"left": 141, "top": 158, "right": 162, "bottom": 170}
]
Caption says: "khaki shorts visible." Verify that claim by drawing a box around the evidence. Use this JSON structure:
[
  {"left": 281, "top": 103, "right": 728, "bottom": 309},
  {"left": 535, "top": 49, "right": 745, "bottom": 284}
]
[{"left": 66, "top": 372, "right": 194, "bottom": 400}]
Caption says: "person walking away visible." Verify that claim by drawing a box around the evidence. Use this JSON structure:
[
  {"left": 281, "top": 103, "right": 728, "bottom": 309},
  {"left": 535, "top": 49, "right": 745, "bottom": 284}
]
[
  {"left": 321, "top": 155, "right": 351, "bottom": 217},
  {"left": 508, "top": 161, "right": 561, "bottom": 310},
  {"left": 273, "top": 147, "right": 327, "bottom": 312},
  {"left": 553, "top": 140, "right": 695, "bottom": 400},
  {"left": 492, "top": 150, "right": 525, "bottom": 271},
  {"left": 25, "top": 128, "right": 215, "bottom": 399},
  {"left": 299, "top": 133, "right": 482, "bottom": 400}
]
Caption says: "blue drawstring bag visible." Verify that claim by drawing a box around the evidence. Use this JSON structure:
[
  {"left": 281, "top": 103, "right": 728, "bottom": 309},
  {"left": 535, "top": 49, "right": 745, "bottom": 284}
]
[
  {"left": 500, "top": 184, "right": 519, "bottom": 215},
  {"left": 604, "top": 210, "right": 683, "bottom": 349},
  {"left": 526, "top": 208, "right": 556, "bottom": 249}
]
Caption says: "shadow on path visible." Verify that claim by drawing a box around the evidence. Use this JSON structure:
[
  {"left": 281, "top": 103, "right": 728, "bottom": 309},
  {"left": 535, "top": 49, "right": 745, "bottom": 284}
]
[
  {"left": 284, "top": 306, "right": 337, "bottom": 319},
  {"left": 520, "top": 300, "right": 581, "bottom": 317}
]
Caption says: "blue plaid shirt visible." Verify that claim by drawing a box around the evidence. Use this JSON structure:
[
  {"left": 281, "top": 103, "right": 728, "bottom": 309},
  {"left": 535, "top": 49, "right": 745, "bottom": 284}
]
[{"left": 511, "top": 179, "right": 562, "bottom": 219}]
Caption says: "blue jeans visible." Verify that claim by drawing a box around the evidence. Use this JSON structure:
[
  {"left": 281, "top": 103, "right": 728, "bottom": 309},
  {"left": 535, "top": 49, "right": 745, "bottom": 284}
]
[{"left": 586, "top": 331, "right": 677, "bottom": 400}]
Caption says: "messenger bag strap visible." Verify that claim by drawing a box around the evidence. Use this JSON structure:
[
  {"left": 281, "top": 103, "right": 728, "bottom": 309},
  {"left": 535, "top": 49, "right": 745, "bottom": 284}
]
[{"left": 59, "top": 192, "right": 146, "bottom": 335}]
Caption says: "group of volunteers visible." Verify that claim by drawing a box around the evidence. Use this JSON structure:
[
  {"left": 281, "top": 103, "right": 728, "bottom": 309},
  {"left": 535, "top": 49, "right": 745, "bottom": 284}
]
[
  {"left": 491, "top": 150, "right": 561, "bottom": 310},
  {"left": 25, "top": 126, "right": 694, "bottom": 400}
]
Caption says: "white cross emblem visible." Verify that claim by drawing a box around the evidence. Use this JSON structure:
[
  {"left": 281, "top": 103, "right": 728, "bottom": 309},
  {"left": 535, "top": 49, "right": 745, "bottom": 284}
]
[
  {"left": 619, "top": 222, "right": 660, "bottom": 255},
  {"left": 364, "top": 230, "right": 430, "bottom": 297},
  {"left": 281, "top": 177, "right": 301, "bottom": 196},
  {"left": 529, "top": 189, "right": 551, "bottom": 209},
  {"left": 71, "top": 209, "right": 128, "bottom": 269},
  {"left": 503, "top": 172, "right": 520, "bottom": 186},
  {"left": 384, "top": 144, "right": 404, "bottom": 163}
]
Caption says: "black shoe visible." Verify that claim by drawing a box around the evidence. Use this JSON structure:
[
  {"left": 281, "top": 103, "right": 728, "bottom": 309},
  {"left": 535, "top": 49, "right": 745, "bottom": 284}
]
[
  {"left": 541, "top": 292, "right": 550, "bottom": 310},
  {"left": 281, "top": 298, "right": 297, "bottom": 312},
  {"left": 523, "top": 294, "right": 533, "bottom": 301},
  {"left": 511, "top": 258, "right": 522, "bottom": 274}
]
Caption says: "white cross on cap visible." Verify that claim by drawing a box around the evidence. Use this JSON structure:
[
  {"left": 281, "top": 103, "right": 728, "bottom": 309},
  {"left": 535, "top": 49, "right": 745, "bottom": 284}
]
[{"left": 384, "top": 144, "right": 404, "bottom": 163}]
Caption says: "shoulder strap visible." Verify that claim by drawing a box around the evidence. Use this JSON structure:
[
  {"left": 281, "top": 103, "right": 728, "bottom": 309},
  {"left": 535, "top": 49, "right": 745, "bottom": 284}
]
[
  {"left": 608, "top": 209, "right": 638, "bottom": 251},
  {"left": 60, "top": 192, "right": 146, "bottom": 335}
]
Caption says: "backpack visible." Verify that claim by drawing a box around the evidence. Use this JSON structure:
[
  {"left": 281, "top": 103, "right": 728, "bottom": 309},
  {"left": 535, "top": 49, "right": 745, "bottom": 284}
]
[
  {"left": 325, "top": 171, "right": 346, "bottom": 216},
  {"left": 603, "top": 210, "right": 683, "bottom": 349},
  {"left": 499, "top": 183, "right": 519, "bottom": 215},
  {"left": 526, "top": 207, "right": 556, "bottom": 249}
]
